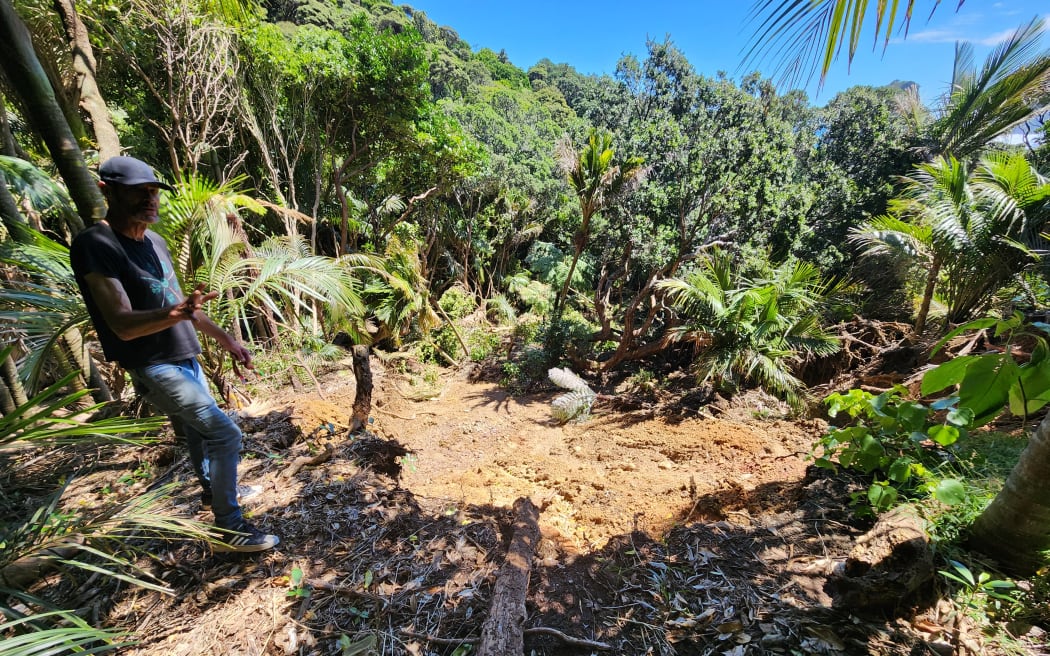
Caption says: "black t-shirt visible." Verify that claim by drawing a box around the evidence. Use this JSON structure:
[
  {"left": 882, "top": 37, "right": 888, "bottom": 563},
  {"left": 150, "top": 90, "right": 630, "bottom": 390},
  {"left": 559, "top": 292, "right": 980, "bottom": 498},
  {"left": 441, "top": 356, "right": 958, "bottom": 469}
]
[{"left": 70, "top": 223, "right": 201, "bottom": 369}]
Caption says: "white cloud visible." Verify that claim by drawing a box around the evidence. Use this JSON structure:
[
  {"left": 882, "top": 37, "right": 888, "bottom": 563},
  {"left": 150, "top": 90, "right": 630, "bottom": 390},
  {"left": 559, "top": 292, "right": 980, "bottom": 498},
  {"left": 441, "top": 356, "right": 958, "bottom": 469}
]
[
  {"left": 902, "top": 22, "right": 1045, "bottom": 47},
  {"left": 906, "top": 29, "right": 965, "bottom": 44},
  {"left": 977, "top": 27, "right": 1038, "bottom": 46}
]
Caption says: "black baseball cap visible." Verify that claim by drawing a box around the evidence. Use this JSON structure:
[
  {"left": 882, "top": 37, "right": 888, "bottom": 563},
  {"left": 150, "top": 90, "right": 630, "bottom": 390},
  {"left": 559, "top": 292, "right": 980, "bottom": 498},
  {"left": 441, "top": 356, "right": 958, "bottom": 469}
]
[{"left": 98, "top": 156, "right": 175, "bottom": 191}]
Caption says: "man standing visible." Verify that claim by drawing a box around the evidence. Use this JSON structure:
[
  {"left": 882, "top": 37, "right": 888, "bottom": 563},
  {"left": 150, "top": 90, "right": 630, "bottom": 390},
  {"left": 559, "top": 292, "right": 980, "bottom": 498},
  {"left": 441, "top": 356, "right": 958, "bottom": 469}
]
[{"left": 70, "top": 156, "right": 278, "bottom": 553}]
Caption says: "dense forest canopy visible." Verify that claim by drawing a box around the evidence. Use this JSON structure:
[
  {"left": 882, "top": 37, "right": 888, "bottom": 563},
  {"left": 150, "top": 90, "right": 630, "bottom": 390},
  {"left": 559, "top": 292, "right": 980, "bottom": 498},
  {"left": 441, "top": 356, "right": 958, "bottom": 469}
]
[{"left": 2, "top": 0, "right": 1050, "bottom": 652}]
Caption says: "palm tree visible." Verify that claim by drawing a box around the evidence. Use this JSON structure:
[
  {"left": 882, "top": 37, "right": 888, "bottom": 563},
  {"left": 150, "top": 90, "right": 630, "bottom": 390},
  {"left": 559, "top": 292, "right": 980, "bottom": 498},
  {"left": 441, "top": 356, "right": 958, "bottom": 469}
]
[
  {"left": 780, "top": 8, "right": 1050, "bottom": 566},
  {"left": 745, "top": 4, "right": 1050, "bottom": 153},
  {"left": 744, "top": 0, "right": 963, "bottom": 89},
  {"left": 360, "top": 230, "right": 440, "bottom": 348},
  {"left": 0, "top": 158, "right": 110, "bottom": 400},
  {"left": 659, "top": 249, "right": 843, "bottom": 410},
  {"left": 553, "top": 129, "right": 645, "bottom": 320},
  {"left": 157, "top": 175, "right": 367, "bottom": 395},
  {"left": 851, "top": 153, "right": 1050, "bottom": 334},
  {"left": 970, "top": 410, "right": 1050, "bottom": 573}
]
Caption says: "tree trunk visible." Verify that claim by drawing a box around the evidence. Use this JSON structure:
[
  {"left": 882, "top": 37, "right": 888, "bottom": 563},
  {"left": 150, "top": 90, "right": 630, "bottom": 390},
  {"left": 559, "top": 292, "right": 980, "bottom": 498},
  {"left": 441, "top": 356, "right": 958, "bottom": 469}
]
[
  {"left": 0, "top": 540, "right": 84, "bottom": 590},
  {"left": 0, "top": 166, "right": 32, "bottom": 242},
  {"left": 970, "top": 413, "right": 1050, "bottom": 574},
  {"left": 52, "top": 0, "right": 121, "bottom": 161},
  {"left": 62, "top": 327, "right": 112, "bottom": 403},
  {"left": 350, "top": 344, "right": 372, "bottom": 432},
  {"left": 478, "top": 497, "right": 540, "bottom": 656},
  {"left": 0, "top": 349, "right": 28, "bottom": 415},
  {"left": 0, "top": 0, "right": 103, "bottom": 230},
  {"left": 0, "top": 93, "right": 29, "bottom": 158},
  {"left": 913, "top": 255, "right": 941, "bottom": 336}
]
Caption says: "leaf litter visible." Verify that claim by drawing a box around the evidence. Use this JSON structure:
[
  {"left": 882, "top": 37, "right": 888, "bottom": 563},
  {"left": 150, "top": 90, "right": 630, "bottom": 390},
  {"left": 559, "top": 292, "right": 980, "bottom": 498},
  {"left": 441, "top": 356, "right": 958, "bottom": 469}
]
[{"left": 7, "top": 352, "right": 1045, "bottom": 655}]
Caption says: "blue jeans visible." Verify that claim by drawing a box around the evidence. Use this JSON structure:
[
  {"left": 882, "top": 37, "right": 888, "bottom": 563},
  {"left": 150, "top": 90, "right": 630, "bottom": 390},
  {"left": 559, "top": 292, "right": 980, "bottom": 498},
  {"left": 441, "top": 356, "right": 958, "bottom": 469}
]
[{"left": 128, "top": 358, "right": 243, "bottom": 528}]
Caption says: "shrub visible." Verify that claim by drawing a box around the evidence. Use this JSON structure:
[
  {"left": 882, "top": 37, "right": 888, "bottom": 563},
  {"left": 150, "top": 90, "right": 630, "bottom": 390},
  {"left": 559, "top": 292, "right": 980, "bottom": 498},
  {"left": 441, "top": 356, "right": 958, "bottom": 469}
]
[
  {"left": 437, "top": 285, "right": 477, "bottom": 320},
  {"left": 812, "top": 385, "right": 971, "bottom": 516}
]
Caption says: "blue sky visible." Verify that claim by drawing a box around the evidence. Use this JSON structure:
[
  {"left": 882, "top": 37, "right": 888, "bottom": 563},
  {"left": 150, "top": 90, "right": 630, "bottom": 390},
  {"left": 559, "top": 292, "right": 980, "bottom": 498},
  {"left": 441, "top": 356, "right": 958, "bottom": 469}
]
[{"left": 407, "top": 1, "right": 1047, "bottom": 106}]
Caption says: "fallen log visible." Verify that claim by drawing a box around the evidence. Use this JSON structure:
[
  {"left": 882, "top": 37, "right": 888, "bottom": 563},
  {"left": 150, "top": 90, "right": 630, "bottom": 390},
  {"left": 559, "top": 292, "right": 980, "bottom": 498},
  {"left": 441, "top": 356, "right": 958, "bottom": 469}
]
[
  {"left": 0, "top": 539, "right": 84, "bottom": 590},
  {"left": 477, "top": 497, "right": 540, "bottom": 656}
]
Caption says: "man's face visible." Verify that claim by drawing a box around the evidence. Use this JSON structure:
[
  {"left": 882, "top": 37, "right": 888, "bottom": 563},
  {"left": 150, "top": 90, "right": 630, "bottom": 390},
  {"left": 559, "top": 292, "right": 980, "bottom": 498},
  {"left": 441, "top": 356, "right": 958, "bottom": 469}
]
[{"left": 108, "top": 183, "right": 161, "bottom": 224}]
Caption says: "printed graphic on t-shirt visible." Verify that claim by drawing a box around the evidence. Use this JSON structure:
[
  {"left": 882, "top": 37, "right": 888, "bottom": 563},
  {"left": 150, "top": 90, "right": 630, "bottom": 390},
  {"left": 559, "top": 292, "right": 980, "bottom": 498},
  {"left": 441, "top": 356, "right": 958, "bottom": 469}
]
[{"left": 144, "top": 253, "right": 181, "bottom": 306}]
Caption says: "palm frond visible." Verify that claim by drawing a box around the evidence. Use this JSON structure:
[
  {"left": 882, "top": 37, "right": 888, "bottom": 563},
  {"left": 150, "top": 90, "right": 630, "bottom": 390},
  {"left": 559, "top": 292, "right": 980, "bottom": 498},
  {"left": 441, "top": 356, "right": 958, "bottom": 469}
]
[
  {"left": 933, "top": 18, "right": 1050, "bottom": 158},
  {"left": 0, "top": 610, "right": 131, "bottom": 655},
  {"left": 550, "top": 389, "right": 597, "bottom": 424},
  {"left": 0, "top": 156, "right": 78, "bottom": 227},
  {"left": 742, "top": 0, "right": 933, "bottom": 91},
  {"left": 548, "top": 367, "right": 594, "bottom": 394}
]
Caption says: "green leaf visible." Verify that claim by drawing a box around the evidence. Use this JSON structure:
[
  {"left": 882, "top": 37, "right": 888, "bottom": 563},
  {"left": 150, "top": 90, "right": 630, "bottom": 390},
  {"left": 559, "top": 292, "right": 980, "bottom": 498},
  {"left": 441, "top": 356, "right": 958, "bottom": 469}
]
[
  {"left": 1029, "top": 337, "right": 1049, "bottom": 364},
  {"left": 813, "top": 457, "right": 836, "bottom": 471},
  {"left": 1008, "top": 359, "right": 1050, "bottom": 417},
  {"left": 928, "top": 424, "right": 960, "bottom": 447},
  {"left": 933, "top": 479, "right": 967, "bottom": 505},
  {"left": 339, "top": 634, "right": 378, "bottom": 656},
  {"left": 958, "top": 353, "right": 1020, "bottom": 426},
  {"left": 931, "top": 319, "right": 997, "bottom": 356},
  {"left": 867, "top": 483, "right": 898, "bottom": 511},
  {"left": 922, "top": 356, "right": 976, "bottom": 395},
  {"left": 895, "top": 402, "right": 929, "bottom": 431},
  {"left": 888, "top": 458, "right": 912, "bottom": 483},
  {"left": 855, "top": 434, "right": 885, "bottom": 473},
  {"left": 946, "top": 407, "right": 974, "bottom": 427},
  {"left": 993, "top": 313, "right": 1023, "bottom": 338},
  {"left": 946, "top": 559, "right": 976, "bottom": 586},
  {"left": 930, "top": 396, "right": 959, "bottom": 411}
]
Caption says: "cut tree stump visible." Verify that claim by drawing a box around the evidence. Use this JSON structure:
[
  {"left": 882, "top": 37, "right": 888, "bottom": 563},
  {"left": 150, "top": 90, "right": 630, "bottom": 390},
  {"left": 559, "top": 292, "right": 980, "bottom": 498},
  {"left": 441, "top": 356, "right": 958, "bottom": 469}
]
[
  {"left": 825, "top": 504, "right": 934, "bottom": 611},
  {"left": 477, "top": 497, "right": 540, "bottom": 656}
]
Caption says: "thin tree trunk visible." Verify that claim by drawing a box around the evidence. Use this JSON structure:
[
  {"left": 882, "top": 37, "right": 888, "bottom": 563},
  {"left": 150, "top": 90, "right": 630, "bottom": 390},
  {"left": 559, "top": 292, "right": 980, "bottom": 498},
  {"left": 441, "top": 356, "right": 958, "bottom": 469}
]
[
  {"left": 913, "top": 255, "right": 941, "bottom": 336},
  {"left": 0, "top": 166, "right": 32, "bottom": 242},
  {"left": 62, "top": 327, "right": 112, "bottom": 403},
  {"left": 52, "top": 0, "right": 121, "bottom": 161},
  {"left": 0, "top": 349, "right": 28, "bottom": 414},
  {"left": 350, "top": 344, "right": 372, "bottom": 432},
  {"left": 0, "top": 0, "right": 102, "bottom": 230},
  {"left": 0, "top": 93, "right": 28, "bottom": 158},
  {"left": 970, "top": 413, "right": 1050, "bottom": 574}
]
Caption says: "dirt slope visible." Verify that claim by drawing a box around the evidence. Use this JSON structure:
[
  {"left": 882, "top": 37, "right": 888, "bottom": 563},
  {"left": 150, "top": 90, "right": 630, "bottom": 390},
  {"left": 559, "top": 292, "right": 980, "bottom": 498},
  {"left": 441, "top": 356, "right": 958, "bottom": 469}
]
[
  {"left": 282, "top": 361, "right": 822, "bottom": 550},
  {"left": 52, "top": 354, "right": 1038, "bottom": 655}
]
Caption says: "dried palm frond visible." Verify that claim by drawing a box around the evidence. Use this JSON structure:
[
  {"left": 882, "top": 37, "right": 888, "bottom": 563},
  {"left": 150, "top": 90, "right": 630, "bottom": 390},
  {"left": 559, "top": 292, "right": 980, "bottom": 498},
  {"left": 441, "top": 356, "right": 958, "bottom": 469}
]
[{"left": 548, "top": 368, "right": 596, "bottom": 423}]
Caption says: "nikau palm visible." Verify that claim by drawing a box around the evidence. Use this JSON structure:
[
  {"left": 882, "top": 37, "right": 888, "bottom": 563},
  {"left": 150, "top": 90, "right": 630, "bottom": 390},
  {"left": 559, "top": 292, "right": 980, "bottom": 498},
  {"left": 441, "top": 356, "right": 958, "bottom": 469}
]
[
  {"left": 851, "top": 153, "right": 1050, "bottom": 334},
  {"left": 553, "top": 129, "right": 645, "bottom": 318},
  {"left": 659, "top": 249, "right": 842, "bottom": 410}
]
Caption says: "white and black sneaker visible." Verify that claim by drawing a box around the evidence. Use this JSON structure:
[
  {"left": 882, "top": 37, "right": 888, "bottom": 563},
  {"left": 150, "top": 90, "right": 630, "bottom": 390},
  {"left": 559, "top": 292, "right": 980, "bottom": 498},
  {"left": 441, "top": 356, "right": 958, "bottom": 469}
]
[
  {"left": 200, "top": 484, "right": 264, "bottom": 509},
  {"left": 212, "top": 520, "right": 280, "bottom": 553}
]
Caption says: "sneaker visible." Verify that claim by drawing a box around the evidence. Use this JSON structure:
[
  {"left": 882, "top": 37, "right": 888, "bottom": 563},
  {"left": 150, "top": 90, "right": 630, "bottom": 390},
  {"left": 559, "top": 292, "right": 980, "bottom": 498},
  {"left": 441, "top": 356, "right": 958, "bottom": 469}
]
[
  {"left": 200, "top": 484, "right": 264, "bottom": 509},
  {"left": 212, "top": 520, "right": 280, "bottom": 553}
]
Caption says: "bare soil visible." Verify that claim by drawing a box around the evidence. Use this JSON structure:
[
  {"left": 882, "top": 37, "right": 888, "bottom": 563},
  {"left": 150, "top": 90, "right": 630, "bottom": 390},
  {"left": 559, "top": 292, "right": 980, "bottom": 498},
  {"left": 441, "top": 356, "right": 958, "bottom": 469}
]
[{"left": 12, "top": 351, "right": 1048, "bottom": 656}]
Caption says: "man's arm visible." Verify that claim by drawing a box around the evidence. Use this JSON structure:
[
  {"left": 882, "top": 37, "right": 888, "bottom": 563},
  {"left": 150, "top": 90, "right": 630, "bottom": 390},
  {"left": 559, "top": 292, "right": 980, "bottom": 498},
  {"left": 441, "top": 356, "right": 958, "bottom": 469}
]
[
  {"left": 84, "top": 273, "right": 215, "bottom": 341},
  {"left": 193, "top": 313, "right": 253, "bottom": 368}
]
